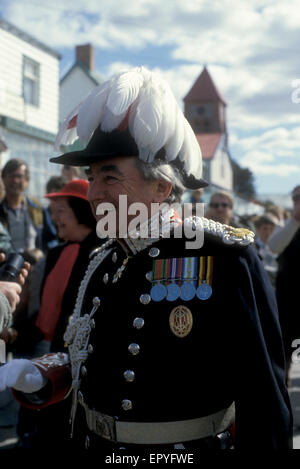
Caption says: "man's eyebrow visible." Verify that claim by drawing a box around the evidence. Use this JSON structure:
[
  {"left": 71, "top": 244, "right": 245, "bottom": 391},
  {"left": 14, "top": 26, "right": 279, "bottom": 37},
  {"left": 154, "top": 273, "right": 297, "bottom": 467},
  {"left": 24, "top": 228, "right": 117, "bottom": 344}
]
[{"left": 85, "top": 165, "right": 123, "bottom": 176}]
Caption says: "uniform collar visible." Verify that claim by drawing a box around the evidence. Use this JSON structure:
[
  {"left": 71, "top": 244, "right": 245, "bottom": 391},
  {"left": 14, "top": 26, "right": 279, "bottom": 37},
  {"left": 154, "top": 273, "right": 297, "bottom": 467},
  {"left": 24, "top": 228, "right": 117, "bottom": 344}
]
[{"left": 117, "top": 208, "right": 182, "bottom": 255}]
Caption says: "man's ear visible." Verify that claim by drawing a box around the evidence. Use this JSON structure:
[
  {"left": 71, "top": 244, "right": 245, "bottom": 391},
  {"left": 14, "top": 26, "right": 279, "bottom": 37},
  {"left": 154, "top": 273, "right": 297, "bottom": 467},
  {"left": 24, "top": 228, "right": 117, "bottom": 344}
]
[{"left": 153, "top": 179, "right": 172, "bottom": 202}]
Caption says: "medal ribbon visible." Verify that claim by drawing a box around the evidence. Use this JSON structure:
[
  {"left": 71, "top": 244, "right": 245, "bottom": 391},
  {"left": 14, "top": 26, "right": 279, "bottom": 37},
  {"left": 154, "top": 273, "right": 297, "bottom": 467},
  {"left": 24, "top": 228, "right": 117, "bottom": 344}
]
[
  {"left": 182, "top": 257, "right": 198, "bottom": 287},
  {"left": 166, "top": 258, "right": 180, "bottom": 285},
  {"left": 152, "top": 259, "right": 167, "bottom": 285},
  {"left": 206, "top": 256, "right": 213, "bottom": 286},
  {"left": 198, "top": 256, "right": 213, "bottom": 286},
  {"left": 176, "top": 257, "right": 183, "bottom": 286}
]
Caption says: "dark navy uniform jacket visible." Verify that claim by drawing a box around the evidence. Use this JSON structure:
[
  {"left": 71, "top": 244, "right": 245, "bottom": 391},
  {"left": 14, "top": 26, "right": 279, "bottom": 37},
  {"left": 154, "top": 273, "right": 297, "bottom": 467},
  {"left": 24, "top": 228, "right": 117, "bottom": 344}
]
[
  {"left": 15, "top": 220, "right": 293, "bottom": 450},
  {"left": 73, "top": 225, "right": 292, "bottom": 450}
]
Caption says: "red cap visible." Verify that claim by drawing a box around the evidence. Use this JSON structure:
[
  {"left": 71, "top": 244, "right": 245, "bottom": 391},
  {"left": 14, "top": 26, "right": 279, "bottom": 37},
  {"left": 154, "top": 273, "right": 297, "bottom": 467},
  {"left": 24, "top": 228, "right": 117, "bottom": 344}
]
[{"left": 45, "top": 179, "right": 89, "bottom": 201}]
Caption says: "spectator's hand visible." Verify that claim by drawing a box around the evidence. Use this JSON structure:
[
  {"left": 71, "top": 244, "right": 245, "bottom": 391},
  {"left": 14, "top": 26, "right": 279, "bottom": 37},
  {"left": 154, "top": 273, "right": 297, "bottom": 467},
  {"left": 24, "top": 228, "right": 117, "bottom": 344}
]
[
  {"left": 0, "top": 253, "right": 30, "bottom": 286},
  {"left": 18, "top": 261, "right": 30, "bottom": 286},
  {"left": 0, "top": 327, "right": 18, "bottom": 344},
  {"left": 0, "top": 359, "right": 47, "bottom": 393},
  {"left": 0, "top": 281, "right": 22, "bottom": 312}
]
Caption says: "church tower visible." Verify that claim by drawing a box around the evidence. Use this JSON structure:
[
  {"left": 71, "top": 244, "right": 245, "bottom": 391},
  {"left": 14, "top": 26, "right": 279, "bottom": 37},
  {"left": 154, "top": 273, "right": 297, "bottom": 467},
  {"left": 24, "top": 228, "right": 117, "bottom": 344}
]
[
  {"left": 183, "top": 67, "right": 233, "bottom": 191},
  {"left": 183, "top": 67, "right": 226, "bottom": 134}
]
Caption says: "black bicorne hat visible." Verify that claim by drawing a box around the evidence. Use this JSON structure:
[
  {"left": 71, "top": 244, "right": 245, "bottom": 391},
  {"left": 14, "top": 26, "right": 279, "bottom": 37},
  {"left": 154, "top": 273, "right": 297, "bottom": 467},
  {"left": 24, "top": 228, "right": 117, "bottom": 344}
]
[
  {"left": 51, "top": 127, "right": 208, "bottom": 189},
  {"left": 51, "top": 67, "right": 209, "bottom": 190}
]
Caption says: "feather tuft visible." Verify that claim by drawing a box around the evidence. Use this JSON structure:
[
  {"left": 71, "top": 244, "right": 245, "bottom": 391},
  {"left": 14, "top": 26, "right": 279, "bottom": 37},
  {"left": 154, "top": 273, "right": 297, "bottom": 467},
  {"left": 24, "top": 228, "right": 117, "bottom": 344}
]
[
  {"left": 76, "top": 81, "right": 111, "bottom": 142},
  {"left": 54, "top": 66, "right": 202, "bottom": 184},
  {"left": 106, "top": 69, "right": 144, "bottom": 116},
  {"left": 54, "top": 102, "right": 81, "bottom": 151}
]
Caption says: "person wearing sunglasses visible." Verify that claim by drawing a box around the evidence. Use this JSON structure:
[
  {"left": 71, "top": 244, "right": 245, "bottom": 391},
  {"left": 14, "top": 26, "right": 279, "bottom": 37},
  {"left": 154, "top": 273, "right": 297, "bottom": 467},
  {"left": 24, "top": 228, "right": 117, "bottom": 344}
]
[
  {"left": 268, "top": 185, "right": 300, "bottom": 386},
  {"left": 206, "top": 191, "right": 240, "bottom": 227}
]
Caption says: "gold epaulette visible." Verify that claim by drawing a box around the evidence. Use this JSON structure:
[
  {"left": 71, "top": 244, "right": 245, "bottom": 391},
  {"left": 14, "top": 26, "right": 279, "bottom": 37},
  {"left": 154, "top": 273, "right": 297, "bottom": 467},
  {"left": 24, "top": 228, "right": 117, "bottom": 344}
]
[
  {"left": 184, "top": 217, "right": 255, "bottom": 247},
  {"left": 220, "top": 224, "right": 255, "bottom": 246}
]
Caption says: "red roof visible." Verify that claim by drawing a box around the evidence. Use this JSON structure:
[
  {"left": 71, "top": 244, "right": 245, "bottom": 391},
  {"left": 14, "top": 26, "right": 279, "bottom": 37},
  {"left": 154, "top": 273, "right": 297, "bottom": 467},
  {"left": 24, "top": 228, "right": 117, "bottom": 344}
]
[
  {"left": 184, "top": 67, "right": 226, "bottom": 105},
  {"left": 196, "top": 133, "right": 222, "bottom": 160}
]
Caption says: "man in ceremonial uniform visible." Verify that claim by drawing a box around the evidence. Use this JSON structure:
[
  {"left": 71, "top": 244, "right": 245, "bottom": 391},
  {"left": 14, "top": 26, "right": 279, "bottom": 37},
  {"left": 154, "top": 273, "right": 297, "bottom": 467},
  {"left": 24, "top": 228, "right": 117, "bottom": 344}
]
[{"left": 0, "top": 67, "right": 292, "bottom": 451}]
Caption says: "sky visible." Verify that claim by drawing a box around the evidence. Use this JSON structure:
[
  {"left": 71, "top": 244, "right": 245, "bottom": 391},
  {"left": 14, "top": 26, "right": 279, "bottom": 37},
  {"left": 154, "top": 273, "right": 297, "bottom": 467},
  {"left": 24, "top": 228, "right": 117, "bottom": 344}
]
[{"left": 1, "top": 0, "right": 300, "bottom": 197}]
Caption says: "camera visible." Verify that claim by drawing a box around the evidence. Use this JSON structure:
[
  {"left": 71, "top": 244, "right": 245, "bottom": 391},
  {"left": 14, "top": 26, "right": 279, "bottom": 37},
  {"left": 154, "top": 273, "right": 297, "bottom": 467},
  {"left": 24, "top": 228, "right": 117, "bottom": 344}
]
[{"left": 0, "top": 252, "right": 25, "bottom": 282}]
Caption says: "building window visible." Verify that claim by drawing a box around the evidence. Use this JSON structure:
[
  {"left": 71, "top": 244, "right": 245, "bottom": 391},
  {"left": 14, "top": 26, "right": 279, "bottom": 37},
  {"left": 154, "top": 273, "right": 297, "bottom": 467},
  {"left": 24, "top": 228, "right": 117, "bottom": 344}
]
[
  {"left": 191, "top": 103, "right": 212, "bottom": 118},
  {"left": 203, "top": 119, "right": 211, "bottom": 131},
  {"left": 23, "top": 56, "right": 40, "bottom": 106}
]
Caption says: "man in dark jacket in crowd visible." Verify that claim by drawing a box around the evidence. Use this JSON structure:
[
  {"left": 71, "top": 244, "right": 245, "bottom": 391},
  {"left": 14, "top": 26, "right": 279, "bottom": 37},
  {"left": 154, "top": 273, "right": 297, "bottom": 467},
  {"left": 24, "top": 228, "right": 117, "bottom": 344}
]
[{"left": 0, "top": 159, "right": 54, "bottom": 253}]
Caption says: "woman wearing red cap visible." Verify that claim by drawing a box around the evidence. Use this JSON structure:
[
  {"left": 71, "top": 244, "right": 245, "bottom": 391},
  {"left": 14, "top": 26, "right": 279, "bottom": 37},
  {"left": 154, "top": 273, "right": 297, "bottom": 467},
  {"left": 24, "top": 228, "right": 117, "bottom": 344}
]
[
  {"left": 17, "top": 179, "right": 101, "bottom": 449},
  {"left": 33, "top": 179, "right": 100, "bottom": 352}
]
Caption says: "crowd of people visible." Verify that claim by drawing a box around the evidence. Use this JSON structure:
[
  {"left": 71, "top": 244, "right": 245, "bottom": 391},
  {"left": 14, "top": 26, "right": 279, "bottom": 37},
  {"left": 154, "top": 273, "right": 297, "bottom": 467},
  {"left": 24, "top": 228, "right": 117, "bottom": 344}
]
[
  {"left": 189, "top": 186, "right": 300, "bottom": 386},
  {"left": 0, "top": 67, "right": 296, "bottom": 452},
  {"left": 0, "top": 158, "right": 99, "bottom": 447}
]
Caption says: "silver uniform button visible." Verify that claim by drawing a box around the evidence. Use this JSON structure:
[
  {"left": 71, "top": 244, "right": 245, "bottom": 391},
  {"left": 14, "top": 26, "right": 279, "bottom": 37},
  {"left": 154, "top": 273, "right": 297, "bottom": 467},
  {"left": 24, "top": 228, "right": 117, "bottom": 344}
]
[
  {"left": 140, "top": 293, "right": 151, "bottom": 305},
  {"left": 112, "top": 252, "right": 118, "bottom": 263},
  {"left": 133, "top": 317, "right": 144, "bottom": 329},
  {"left": 148, "top": 247, "right": 160, "bottom": 257},
  {"left": 121, "top": 399, "right": 133, "bottom": 411},
  {"left": 128, "top": 343, "right": 140, "bottom": 355},
  {"left": 103, "top": 273, "right": 109, "bottom": 284},
  {"left": 123, "top": 370, "right": 135, "bottom": 382},
  {"left": 145, "top": 271, "right": 152, "bottom": 282},
  {"left": 88, "top": 344, "right": 94, "bottom": 354},
  {"left": 93, "top": 297, "right": 101, "bottom": 307}
]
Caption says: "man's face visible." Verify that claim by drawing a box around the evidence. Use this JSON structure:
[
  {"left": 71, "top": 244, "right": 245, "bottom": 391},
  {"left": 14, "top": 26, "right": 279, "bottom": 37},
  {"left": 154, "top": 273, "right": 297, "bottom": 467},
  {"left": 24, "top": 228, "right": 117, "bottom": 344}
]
[
  {"left": 2, "top": 165, "right": 29, "bottom": 197},
  {"left": 209, "top": 195, "right": 233, "bottom": 225},
  {"left": 87, "top": 156, "right": 162, "bottom": 236}
]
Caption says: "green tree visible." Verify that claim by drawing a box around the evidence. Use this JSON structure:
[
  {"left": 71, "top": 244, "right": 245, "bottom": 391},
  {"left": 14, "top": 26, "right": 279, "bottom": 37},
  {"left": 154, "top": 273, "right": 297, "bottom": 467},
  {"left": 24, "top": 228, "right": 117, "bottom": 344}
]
[{"left": 231, "top": 159, "right": 256, "bottom": 199}]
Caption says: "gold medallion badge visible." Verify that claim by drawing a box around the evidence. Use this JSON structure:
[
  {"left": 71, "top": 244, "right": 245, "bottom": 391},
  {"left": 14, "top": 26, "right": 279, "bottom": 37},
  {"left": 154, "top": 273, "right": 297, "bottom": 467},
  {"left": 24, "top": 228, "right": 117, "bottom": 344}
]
[{"left": 169, "top": 305, "right": 193, "bottom": 338}]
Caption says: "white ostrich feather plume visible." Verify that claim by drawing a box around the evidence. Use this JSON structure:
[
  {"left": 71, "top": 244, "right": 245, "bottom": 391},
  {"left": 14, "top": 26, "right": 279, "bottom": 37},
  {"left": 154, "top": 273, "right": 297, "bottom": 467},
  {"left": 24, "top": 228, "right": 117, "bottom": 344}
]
[{"left": 54, "top": 66, "right": 202, "bottom": 179}]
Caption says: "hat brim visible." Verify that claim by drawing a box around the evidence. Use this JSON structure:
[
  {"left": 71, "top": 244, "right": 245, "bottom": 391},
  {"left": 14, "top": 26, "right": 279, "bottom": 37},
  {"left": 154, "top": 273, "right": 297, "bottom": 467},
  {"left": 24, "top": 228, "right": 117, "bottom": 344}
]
[
  {"left": 50, "top": 150, "right": 118, "bottom": 167},
  {"left": 182, "top": 174, "right": 209, "bottom": 190},
  {"left": 50, "top": 127, "right": 209, "bottom": 189},
  {"left": 45, "top": 190, "right": 88, "bottom": 201},
  {"left": 50, "top": 152, "right": 209, "bottom": 190}
]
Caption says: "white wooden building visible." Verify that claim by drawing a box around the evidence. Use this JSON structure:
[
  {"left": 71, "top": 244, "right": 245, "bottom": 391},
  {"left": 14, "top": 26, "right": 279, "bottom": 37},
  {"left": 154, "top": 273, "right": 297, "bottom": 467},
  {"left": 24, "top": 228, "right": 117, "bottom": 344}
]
[
  {"left": 60, "top": 44, "right": 102, "bottom": 125},
  {"left": 59, "top": 44, "right": 102, "bottom": 156},
  {"left": 0, "top": 18, "right": 61, "bottom": 199}
]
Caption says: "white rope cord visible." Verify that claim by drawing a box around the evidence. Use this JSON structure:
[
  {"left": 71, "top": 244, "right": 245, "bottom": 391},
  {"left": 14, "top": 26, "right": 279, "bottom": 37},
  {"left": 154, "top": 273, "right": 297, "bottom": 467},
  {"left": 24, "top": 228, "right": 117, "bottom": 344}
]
[
  {"left": 63, "top": 238, "right": 114, "bottom": 436},
  {"left": 184, "top": 216, "right": 255, "bottom": 246}
]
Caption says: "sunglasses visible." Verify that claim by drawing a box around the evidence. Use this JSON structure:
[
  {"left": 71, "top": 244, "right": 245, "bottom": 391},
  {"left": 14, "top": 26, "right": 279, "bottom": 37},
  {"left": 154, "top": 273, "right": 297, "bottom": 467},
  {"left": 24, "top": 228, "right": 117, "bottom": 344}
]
[
  {"left": 210, "top": 202, "right": 232, "bottom": 209},
  {"left": 292, "top": 194, "right": 300, "bottom": 203}
]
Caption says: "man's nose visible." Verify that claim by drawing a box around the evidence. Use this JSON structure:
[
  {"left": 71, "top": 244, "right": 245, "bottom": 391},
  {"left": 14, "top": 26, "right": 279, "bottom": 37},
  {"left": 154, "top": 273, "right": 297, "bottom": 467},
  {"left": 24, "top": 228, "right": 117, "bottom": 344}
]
[{"left": 87, "top": 183, "right": 106, "bottom": 202}]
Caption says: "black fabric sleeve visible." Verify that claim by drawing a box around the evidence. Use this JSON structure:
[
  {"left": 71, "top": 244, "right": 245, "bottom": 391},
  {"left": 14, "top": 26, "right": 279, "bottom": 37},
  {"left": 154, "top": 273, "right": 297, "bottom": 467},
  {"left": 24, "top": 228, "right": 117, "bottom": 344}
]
[{"left": 232, "top": 246, "right": 293, "bottom": 449}]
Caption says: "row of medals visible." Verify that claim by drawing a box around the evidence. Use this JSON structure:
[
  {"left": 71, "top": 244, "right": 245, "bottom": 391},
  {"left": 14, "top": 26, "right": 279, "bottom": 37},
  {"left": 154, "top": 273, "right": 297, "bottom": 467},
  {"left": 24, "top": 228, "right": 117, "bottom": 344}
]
[
  {"left": 146, "top": 247, "right": 213, "bottom": 302},
  {"left": 150, "top": 280, "right": 212, "bottom": 302}
]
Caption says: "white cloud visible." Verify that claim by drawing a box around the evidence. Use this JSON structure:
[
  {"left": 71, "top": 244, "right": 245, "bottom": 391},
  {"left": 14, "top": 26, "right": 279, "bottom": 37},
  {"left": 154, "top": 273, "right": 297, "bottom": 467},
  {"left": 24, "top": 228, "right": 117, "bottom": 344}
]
[
  {"left": 240, "top": 161, "right": 300, "bottom": 177},
  {"left": 232, "top": 125, "right": 300, "bottom": 178},
  {"left": 233, "top": 126, "right": 300, "bottom": 156},
  {"left": 2, "top": 0, "right": 300, "bottom": 191}
]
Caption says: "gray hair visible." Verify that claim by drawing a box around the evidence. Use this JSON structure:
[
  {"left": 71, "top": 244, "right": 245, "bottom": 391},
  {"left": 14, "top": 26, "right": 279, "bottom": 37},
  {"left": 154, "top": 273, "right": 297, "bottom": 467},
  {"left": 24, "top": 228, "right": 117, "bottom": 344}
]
[{"left": 134, "top": 159, "right": 185, "bottom": 203}]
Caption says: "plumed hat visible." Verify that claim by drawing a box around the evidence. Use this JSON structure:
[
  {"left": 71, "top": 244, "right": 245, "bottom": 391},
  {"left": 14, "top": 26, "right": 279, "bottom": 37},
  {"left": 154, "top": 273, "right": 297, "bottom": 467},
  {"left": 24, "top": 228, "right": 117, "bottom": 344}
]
[{"left": 50, "top": 66, "right": 208, "bottom": 189}]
